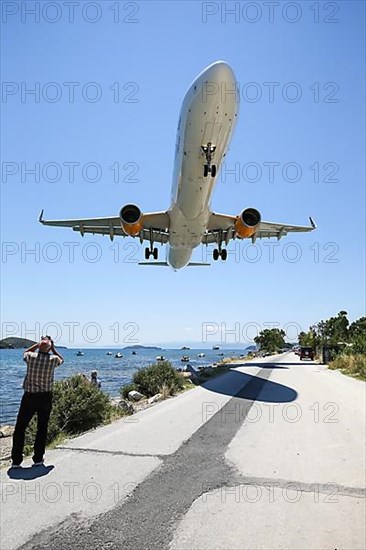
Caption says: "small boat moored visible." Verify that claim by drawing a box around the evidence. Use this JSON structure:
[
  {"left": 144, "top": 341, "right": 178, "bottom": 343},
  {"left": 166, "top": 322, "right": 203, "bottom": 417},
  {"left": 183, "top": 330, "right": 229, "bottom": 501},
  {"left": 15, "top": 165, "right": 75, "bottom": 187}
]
[
  {"left": 76, "top": 351, "right": 84, "bottom": 356},
  {"left": 114, "top": 352, "right": 123, "bottom": 358},
  {"left": 156, "top": 355, "right": 165, "bottom": 361},
  {"left": 181, "top": 355, "right": 190, "bottom": 362}
]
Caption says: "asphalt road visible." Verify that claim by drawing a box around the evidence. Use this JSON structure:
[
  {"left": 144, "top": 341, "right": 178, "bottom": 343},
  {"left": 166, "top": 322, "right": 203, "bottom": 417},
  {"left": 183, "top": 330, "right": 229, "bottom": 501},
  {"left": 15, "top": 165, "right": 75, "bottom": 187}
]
[{"left": 1, "top": 353, "right": 365, "bottom": 550}]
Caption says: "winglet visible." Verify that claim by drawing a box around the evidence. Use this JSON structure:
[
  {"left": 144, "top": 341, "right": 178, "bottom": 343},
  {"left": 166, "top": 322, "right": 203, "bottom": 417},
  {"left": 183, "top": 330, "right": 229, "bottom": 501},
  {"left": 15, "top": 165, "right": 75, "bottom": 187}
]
[
  {"left": 309, "top": 216, "right": 316, "bottom": 229},
  {"left": 38, "top": 209, "right": 44, "bottom": 223}
]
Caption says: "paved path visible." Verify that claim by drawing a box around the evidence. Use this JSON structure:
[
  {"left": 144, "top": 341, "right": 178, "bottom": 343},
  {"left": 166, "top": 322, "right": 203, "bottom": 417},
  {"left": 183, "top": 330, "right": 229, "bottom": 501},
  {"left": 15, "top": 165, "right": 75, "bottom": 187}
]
[{"left": 1, "top": 353, "right": 365, "bottom": 550}]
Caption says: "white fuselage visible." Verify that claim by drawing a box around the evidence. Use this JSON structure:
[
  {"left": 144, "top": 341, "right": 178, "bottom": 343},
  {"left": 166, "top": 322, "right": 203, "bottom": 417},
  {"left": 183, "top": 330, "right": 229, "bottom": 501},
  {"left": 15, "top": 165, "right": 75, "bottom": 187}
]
[{"left": 167, "top": 61, "right": 239, "bottom": 269}]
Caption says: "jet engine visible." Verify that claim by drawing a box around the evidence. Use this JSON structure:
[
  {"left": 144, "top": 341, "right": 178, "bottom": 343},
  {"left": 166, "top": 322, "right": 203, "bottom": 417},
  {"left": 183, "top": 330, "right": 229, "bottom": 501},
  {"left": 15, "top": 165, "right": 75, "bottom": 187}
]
[
  {"left": 120, "top": 204, "right": 143, "bottom": 236},
  {"left": 235, "top": 208, "right": 261, "bottom": 238}
]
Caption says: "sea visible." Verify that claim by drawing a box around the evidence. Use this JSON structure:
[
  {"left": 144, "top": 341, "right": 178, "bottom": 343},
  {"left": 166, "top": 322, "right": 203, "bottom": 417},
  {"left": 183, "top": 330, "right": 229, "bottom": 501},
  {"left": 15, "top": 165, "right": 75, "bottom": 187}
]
[{"left": 0, "top": 347, "right": 252, "bottom": 425}]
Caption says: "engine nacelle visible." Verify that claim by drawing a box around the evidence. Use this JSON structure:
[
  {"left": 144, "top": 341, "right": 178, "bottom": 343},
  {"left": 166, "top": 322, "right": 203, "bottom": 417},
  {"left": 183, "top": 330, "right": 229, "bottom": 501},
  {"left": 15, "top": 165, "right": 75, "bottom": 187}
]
[
  {"left": 235, "top": 208, "right": 261, "bottom": 238},
  {"left": 120, "top": 204, "right": 143, "bottom": 236}
]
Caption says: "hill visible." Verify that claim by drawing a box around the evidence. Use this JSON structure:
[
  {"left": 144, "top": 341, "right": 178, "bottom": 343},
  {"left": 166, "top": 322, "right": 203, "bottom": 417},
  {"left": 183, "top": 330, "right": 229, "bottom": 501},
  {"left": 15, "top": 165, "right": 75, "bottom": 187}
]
[{"left": 0, "top": 337, "right": 37, "bottom": 349}]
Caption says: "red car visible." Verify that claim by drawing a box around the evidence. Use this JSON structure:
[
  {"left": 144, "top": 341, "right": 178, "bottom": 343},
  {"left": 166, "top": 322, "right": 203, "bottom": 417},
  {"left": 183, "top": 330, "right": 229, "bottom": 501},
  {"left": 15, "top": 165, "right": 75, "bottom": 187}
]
[{"left": 300, "top": 347, "right": 314, "bottom": 360}]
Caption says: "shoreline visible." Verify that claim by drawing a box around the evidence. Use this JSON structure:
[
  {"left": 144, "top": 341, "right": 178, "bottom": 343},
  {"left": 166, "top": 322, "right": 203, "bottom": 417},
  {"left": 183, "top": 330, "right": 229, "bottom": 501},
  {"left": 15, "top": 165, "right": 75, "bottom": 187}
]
[{"left": 0, "top": 357, "right": 238, "bottom": 468}]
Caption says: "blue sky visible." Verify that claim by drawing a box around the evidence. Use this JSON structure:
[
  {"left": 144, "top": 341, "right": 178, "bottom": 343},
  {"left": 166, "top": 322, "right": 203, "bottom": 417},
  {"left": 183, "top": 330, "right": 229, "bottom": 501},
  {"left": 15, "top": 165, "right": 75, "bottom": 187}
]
[{"left": 1, "top": 1, "right": 365, "bottom": 347}]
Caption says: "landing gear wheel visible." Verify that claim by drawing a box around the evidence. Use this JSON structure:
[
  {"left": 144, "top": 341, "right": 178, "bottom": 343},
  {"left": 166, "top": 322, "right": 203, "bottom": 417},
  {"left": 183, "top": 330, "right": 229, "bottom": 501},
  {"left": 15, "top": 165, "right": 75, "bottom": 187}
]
[
  {"left": 145, "top": 247, "right": 150, "bottom": 260},
  {"left": 211, "top": 165, "right": 217, "bottom": 177},
  {"left": 213, "top": 248, "right": 219, "bottom": 261},
  {"left": 203, "top": 164, "right": 209, "bottom": 177},
  {"left": 221, "top": 248, "right": 227, "bottom": 261},
  {"left": 153, "top": 248, "right": 158, "bottom": 260}
]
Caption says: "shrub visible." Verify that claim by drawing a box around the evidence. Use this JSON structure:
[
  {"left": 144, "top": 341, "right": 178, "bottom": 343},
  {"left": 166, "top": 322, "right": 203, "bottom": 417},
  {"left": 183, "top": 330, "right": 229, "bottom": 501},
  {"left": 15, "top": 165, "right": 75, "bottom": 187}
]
[
  {"left": 120, "top": 382, "right": 138, "bottom": 399},
  {"left": 121, "top": 361, "right": 183, "bottom": 398},
  {"left": 25, "top": 374, "right": 114, "bottom": 451},
  {"left": 328, "top": 353, "right": 366, "bottom": 380}
]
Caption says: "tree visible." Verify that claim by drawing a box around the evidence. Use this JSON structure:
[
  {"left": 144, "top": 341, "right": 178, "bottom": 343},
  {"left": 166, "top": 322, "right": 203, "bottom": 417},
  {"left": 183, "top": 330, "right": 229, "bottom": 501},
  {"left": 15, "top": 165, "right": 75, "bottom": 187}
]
[
  {"left": 317, "top": 311, "right": 349, "bottom": 345},
  {"left": 349, "top": 317, "right": 366, "bottom": 354},
  {"left": 349, "top": 317, "right": 366, "bottom": 339},
  {"left": 254, "top": 328, "right": 285, "bottom": 353}
]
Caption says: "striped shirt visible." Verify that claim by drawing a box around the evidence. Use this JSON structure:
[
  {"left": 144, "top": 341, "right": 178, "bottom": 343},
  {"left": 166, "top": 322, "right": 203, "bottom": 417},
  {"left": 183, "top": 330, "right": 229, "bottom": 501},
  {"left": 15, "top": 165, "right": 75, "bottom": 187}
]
[{"left": 23, "top": 352, "right": 62, "bottom": 393}]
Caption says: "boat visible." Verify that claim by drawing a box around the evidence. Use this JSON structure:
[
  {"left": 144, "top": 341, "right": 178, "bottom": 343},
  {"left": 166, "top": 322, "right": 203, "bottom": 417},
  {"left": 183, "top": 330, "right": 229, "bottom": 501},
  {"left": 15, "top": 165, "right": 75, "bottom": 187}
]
[
  {"left": 212, "top": 346, "right": 220, "bottom": 350},
  {"left": 106, "top": 352, "right": 112, "bottom": 355},
  {"left": 114, "top": 352, "right": 123, "bottom": 358},
  {"left": 197, "top": 353, "right": 205, "bottom": 357},
  {"left": 76, "top": 351, "right": 84, "bottom": 356},
  {"left": 181, "top": 355, "right": 190, "bottom": 362},
  {"left": 156, "top": 355, "right": 165, "bottom": 361}
]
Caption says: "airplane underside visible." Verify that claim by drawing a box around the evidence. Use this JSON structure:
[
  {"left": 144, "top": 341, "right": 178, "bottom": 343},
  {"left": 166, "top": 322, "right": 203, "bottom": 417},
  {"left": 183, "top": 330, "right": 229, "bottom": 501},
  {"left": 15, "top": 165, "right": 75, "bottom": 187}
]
[{"left": 39, "top": 61, "right": 316, "bottom": 270}]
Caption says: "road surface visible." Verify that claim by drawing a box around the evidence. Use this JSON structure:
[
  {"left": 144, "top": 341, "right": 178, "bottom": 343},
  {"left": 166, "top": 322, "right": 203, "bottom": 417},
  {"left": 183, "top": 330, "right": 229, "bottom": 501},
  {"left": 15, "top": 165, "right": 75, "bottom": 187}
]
[{"left": 1, "top": 352, "right": 365, "bottom": 550}]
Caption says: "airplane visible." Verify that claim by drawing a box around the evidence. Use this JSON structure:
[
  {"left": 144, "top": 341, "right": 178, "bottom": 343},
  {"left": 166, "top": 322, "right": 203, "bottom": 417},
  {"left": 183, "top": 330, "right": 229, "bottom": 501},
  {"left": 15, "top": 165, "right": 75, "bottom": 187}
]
[{"left": 39, "top": 61, "right": 316, "bottom": 270}]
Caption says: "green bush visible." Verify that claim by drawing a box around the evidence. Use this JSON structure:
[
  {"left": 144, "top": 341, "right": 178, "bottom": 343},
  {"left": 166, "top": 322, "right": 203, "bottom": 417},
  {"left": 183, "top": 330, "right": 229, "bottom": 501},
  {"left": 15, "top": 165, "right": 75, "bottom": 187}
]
[
  {"left": 121, "top": 361, "right": 183, "bottom": 398},
  {"left": 328, "top": 353, "right": 366, "bottom": 380},
  {"left": 25, "top": 374, "right": 115, "bottom": 451}
]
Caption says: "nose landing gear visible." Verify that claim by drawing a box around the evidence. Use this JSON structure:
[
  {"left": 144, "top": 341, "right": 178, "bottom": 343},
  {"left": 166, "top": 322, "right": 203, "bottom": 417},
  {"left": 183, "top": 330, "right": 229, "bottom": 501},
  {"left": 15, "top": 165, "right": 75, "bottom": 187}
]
[
  {"left": 201, "top": 142, "right": 217, "bottom": 177},
  {"left": 145, "top": 247, "right": 158, "bottom": 260}
]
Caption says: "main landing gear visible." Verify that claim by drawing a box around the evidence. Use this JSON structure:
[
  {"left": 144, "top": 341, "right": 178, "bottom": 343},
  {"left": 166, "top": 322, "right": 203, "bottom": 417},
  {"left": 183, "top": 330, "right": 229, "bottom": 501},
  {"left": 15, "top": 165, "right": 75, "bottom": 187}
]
[
  {"left": 201, "top": 142, "right": 217, "bottom": 177},
  {"left": 212, "top": 229, "right": 227, "bottom": 261},
  {"left": 145, "top": 228, "right": 158, "bottom": 260},
  {"left": 212, "top": 248, "right": 227, "bottom": 261}
]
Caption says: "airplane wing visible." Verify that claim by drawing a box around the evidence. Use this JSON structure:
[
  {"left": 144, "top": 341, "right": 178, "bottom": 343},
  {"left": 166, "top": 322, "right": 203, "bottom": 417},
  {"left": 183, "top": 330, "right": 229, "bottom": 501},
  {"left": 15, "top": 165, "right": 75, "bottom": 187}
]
[
  {"left": 38, "top": 210, "right": 170, "bottom": 244},
  {"left": 203, "top": 212, "right": 316, "bottom": 244}
]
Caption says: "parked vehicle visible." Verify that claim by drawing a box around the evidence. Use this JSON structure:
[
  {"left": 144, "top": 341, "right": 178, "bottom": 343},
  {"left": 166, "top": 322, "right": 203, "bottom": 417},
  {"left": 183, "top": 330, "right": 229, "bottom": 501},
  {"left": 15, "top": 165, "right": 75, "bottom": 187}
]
[{"left": 300, "top": 347, "right": 314, "bottom": 361}]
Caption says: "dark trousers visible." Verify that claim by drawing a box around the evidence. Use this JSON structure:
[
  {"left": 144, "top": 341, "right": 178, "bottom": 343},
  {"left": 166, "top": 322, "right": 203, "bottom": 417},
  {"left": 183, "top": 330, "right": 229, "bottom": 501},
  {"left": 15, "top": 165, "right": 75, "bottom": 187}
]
[{"left": 11, "top": 392, "right": 53, "bottom": 465}]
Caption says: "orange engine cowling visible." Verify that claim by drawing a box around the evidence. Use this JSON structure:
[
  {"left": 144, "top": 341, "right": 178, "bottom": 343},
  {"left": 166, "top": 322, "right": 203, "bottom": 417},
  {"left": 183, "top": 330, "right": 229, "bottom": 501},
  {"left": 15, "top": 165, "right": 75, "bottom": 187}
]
[
  {"left": 235, "top": 208, "right": 261, "bottom": 238},
  {"left": 120, "top": 204, "right": 143, "bottom": 236}
]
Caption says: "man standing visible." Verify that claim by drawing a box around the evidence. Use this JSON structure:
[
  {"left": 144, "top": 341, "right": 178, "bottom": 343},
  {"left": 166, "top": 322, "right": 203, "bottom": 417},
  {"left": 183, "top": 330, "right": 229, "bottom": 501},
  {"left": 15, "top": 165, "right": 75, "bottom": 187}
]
[
  {"left": 11, "top": 336, "right": 64, "bottom": 468},
  {"left": 90, "top": 370, "right": 101, "bottom": 389}
]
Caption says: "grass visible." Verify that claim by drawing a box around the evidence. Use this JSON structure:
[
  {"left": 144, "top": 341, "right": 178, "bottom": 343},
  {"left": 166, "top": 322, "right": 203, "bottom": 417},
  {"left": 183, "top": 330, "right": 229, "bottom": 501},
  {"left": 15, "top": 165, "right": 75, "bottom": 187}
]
[
  {"left": 328, "top": 353, "right": 366, "bottom": 381},
  {"left": 178, "top": 378, "right": 196, "bottom": 392}
]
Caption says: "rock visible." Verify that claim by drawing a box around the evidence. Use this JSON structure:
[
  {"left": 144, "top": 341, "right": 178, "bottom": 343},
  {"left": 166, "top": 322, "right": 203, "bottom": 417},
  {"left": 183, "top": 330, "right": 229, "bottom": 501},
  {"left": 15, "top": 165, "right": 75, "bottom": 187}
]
[
  {"left": 128, "top": 390, "right": 144, "bottom": 402},
  {"left": 118, "top": 399, "right": 135, "bottom": 414},
  {"left": 0, "top": 437, "right": 12, "bottom": 461},
  {"left": 185, "top": 364, "right": 199, "bottom": 380},
  {"left": 110, "top": 397, "right": 121, "bottom": 407},
  {"left": 148, "top": 393, "right": 162, "bottom": 405},
  {"left": 181, "top": 371, "right": 192, "bottom": 378},
  {"left": 0, "top": 426, "right": 14, "bottom": 438}
]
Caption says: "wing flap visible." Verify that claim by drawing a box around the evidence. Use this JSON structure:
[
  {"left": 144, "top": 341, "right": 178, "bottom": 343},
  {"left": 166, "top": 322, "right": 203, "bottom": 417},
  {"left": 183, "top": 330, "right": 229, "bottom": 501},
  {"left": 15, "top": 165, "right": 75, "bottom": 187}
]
[
  {"left": 257, "top": 217, "right": 316, "bottom": 239},
  {"left": 39, "top": 210, "right": 170, "bottom": 243},
  {"left": 204, "top": 213, "right": 316, "bottom": 244}
]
